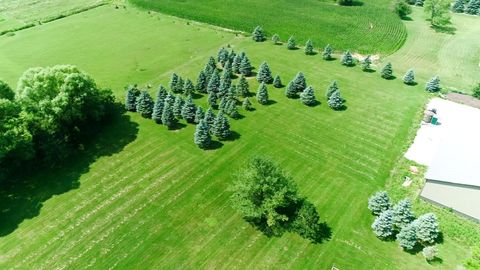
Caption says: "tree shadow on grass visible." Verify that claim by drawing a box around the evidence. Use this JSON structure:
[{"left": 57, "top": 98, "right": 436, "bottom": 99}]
[
  {"left": 0, "top": 106, "right": 139, "bottom": 237},
  {"left": 207, "top": 140, "right": 224, "bottom": 150},
  {"left": 263, "top": 100, "right": 277, "bottom": 106},
  {"left": 431, "top": 25, "right": 456, "bottom": 35},
  {"left": 168, "top": 122, "right": 187, "bottom": 131},
  {"left": 306, "top": 100, "right": 321, "bottom": 107},
  {"left": 427, "top": 257, "right": 443, "bottom": 265},
  {"left": 363, "top": 69, "right": 376, "bottom": 73},
  {"left": 192, "top": 92, "right": 204, "bottom": 99},
  {"left": 227, "top": 130, "right": 241, "bottom": 141}
]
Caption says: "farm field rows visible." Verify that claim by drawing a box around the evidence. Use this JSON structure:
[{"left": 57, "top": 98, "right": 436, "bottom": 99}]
[{"left": 0, "top": 3, "right": 476, "bottom": 270}]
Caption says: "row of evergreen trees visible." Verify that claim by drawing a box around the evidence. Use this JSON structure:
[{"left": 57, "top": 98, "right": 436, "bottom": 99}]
[
  {"left": 451, "top": 0, "right": 479, "bottom": 15},
  {"left": 253, "top": 26, "right": 443, "bottom": 93},
  {"left": 368, "top": 191, "right": 440, "bottom": 256}
]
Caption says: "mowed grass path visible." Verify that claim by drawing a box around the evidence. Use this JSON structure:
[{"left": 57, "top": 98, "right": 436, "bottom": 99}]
[
  {"left": 130, "top": 0, "right": 407, "bottom": 55},
  {"left": 0, "top": 6, "right": 468, "bottom": 269},
  {"left": 385, "top": 7, "right": 480, "bottom": 93}
]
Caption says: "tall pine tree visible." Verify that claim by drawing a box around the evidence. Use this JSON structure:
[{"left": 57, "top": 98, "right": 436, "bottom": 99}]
[
  {"left": 183, "top": 79, "right": 195, "bottom": 96},
  {"left": 212, "top": 111, "right": 231, "bottom": 140},
  {"left": 204, "top": 107, "right": 216, "bottom": 128},
  {"left": 181, "top": 96, "right": 197, "bottom": 123},
  {"left": 152, "top": 97, "right": 164, "bottom": 124},
  {"left": 328, "top": 90, "right": 345, "bottom": 110},
  {"left": 305, "top": 39, "right": 314, "bottom": 55},
  {"left": 242, "top": 97, "right": 253, "bottom": 111},
  {"left": 194, "top": 119, "right": 211, "bottom": 149},
  {"left": 256, "top": 83, "right": 269, "bottom": 105},
  {"left": 194, "top": 106, "right": 205, "bottom": 124},
  {"left": 136, "top": 90, "right": 154, "bottom": 118},
  {"left": 287, "top": 36, "right": 296, "bottom": 50},
  {"left": 237, "top": 75, "right": 250, "bottom": 97},
  {"left": 300, "top": 86, "right": 316, "bottom": 106},
  {"left": 256, "top": 61, "right": 274, "bottom": 84},
  {"left": 322, "top": 44, "right": 333, "bottom": 60},
  {"left": 125, "top": 84, "right": 140, "bottom": 112},
  {"left": 173, "top": 95, "right": 184, "bottom": 118},
  {"left": 381, "top": 62, "right": 394, "bottom": 79},
  {"left": 285, "top": 81, "right": 297, "bottom": 98},
  {"left": 196, "top": 70, "right": 208, "bottom": 93},
  {"left": 252, "top": 26, "right": 266, "bottom": 42},
  {"left": 161, "top": 102, "right": 177, "bottom": 129},
  {"left": 403, "top": 69, "right": 416, "bottom": 85},
  {"left": 240, "top": 56, "right": 253, "bottom": 76},
  {"left": 293, "top": 72, "right": 307, "bottom": 92}
]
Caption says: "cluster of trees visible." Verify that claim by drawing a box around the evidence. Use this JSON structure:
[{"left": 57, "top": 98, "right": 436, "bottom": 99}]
[
  {"left": 231, "top": 157, "right": 330, "bottom": 243},
  {"left": 452, "top": 0, "right": 480, "bottom": 15},
  {"left": 368, "top": 191, "right": 440, "bottom": 261},
  {"left": 0, "top": 65, "right": 115, "bottom": 180}
]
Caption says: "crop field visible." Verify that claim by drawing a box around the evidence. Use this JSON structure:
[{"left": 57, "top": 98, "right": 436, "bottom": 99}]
[
  {"left": 385, "top": 7, "right": 480, "bottom": 93},
  {"left": 130, "top": 0, "right": 407, "bottom": 55},
  {"left": 0, "top": 3, "right": 478, "bottom": 270}
]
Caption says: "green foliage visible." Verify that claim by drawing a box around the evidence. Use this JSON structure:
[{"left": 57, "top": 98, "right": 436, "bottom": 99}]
[
  {"left": 194, "top": 106, "right": 205, "bottom": 124},
  {"left": 151, "top": 98, "right": 164, "bottom": 124},
  {"left": 183, "top": 79, "right": 195, "bottom": 96},
  {"left": 256, "top": 83, "right": 269, "bottom": 105},
  {"left": 397, "top": 222, "right": 418, "bottom": 250},
  {"left": 291, "top": 200, "right": 326, "bottom": 243},
  {"left": 273, "top": 75, "right": 282, "bottom": 88},
  {"left": 304, "top": 39, "right": 314, "bottom": 55},
  {"left": 285, "top": 81, "right": 297, "bottom": 99},
  {"left": 231, "top": 157, "right": 300, "bottom": 237},
  {"left": 156, "top": 85, "right": 168, "bottom": 102},
  {"left": 422, "top": 245, "right": 438, "bottom": 261},
  {"left": 217, "top": 47, "right": 229, "bottom": 66},
  {"left": 172, "top": 95, "right": 184, "bottom": 118},
  {"left": 225, "top": 100, "right": 240, "bottom": 119},
  {"left": 395, "top": 0, "right": 412, "bottom": 18},
  {"left": 223, "top": 61, "right": 233, "bottom": 80},
  {"left": 125, "top": 84, "right": 140, "bottom": 112},
  {"left": 161, "top": 102, "right": 177, "bottom": 129},
  {"left": 381, "top": 62, "right": 394, "bottom": 80},
  {"left": 239, "top": 56, "right": 253, "bottom": 76},
  {"left": 232, "top": 54, "right": 242, "bottom": 74},
  {"left": 403, "top": 69, "right": 416, "bottom": 85},
  {"left": 226, "top": 85, "right": 237, "bottom": 100},
  {"left": 392, "top": 199, "right": 415, "bottom": 229},
  {"left": 465, "top": 0, "right": 480, "bottom": 14},
  {"left": 292, "top": 72, "right": 307, "bottom": 92},
  {"left": 452, "top": 0, "right": 465, "bottom": 12},
  {"left": 164, "top": 92, "right": 175, "bottom": 107},
  {"left": 328, "top": 90, "right": 345, "bottom": 110},
  {"left": 372, "top": 209, "right": 394, "bottom": 238},
  {"left": 194, "top": 119, "right": 211, "bottom": 149},
  {"left": 300, "top": 86, "right": 316, "bottom": 106},
  {"left": 361, "top": 55, "right": 372, "bottom": 71},
  {"left": 242, "top": 97, "right": 253, "bottom": 111},
  {"left": 196, "top": 70, "right": 208, "bottom": 93},
  {"left": 272, "top": 34, "right": 280, "bottom": 44},
  {"left": 203, "top": 107, "right": 215, "bottom": 128},
  {"left": 0, "top": 80, "right": 14, "bottom": 100},
  {"left": 368, "top": 191, "right": 392, "bottom": 215},
  {"left": 287, "top": 36, "right": 296, "bottom": 50},
  {"left": 337, "top": 0, "right": 354, "bottom": 5},
  {"left": 218, "top": 97, "right": 227, "bottom": 112},
  {"left": 207, "top": 70, "right": 221, "bottom": 95},
  {"left": 424, "top": 0, "right": 452, "bottom": 26},
  {"left": 473, "top": 83, "right": 480, "bottom": 99},
  {"left": 415, "top": 213, "right": 440, "bottom": 244},
  {"left": 326, "top": 81, "right": 339, "bottom": 99},
  {"left": 181, "top": 96, "right": 197, "bottom": 123},
  {"left": 136, "top": 90, "right": 154, "bottom": 118},
  {"left": 425, "top": 76, "right": 441, "bottom": 92},
  {"left": 237, "top": 75, "right": 250, "bottom": 98},
  {"left": 464, "top": 245, "right": 480, "bottom": 269},
  {"left": 256, "top": 61, "right": 274, "bottom": 84},
  {"left": 322, "top": 44, "right": 333, "bottom": 60},
  {"left": 415, "top": 0, "right": 424, "bottom": 6},
  {"left": 170, "top": 73, "right": 183, "bottom": 93},
  {"left": 212, "top": 111, "right": 230, "bottom": 140},
  {"left": 252, "top": 26, "right": 266, "bottom": 42},
  {"left": 341, "top": 50, "right": 355, "bottom": 66},
  {"left": 218, "top": 75, "right": 231, "bottom": 99},
  {"left": 208, "top": 92, "right": 217, "bottom": 108}
]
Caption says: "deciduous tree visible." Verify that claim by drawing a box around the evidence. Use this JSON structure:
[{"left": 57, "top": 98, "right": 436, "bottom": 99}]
[{"left": 424, "top": 0, "right": 452, "bottom": 26}]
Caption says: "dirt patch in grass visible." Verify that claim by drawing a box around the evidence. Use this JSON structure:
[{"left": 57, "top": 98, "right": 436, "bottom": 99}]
[{"left": 446, "top": 93, "right": 480, "bottom": 109}]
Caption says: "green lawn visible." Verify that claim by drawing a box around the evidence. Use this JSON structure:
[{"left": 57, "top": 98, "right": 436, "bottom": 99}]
[
  {"left": 0, "top": 4, "right": 473, "bottom": 270},
  {"left": 130, "top": 0, "right": 407, "bottom": 55},
  {"left": 385, "top": 7, "right": 480, "bottom": 93}
]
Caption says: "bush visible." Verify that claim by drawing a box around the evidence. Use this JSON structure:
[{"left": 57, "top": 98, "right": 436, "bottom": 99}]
[
  {"left": 395, "top": 0, "right": 412, "bottom": 18},
  {"left": 0, "top": 80, "right": 14, "bottom": 100},
  {"left": 422, "top": 246, "right": 438, "bottom": 261},
  {"left": 473, "top": 84, "right": 480, "bottom": 99}
]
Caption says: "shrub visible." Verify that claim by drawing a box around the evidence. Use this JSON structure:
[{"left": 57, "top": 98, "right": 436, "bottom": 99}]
[
  {"left": 381, "top": 62, "right": 394, "bottom": 80},
  {"left": 422, "top": 246, "right": 438, "bottom": 261},
  {"left": 326, "top": 81, "right": 339, "bottom": 99},
  {"left": 305, "top": 39, "right": 314, "bottom": 55},
  {"left": 472, "top": 83, "right": 480, "bottom": 99},
  {"left": 337, "top": 0, "right": 354, "bottom": 5},
  {"left": 242, "top": 97, "right": 253, "bottom": 111},
  {"left": 395, "top": 0, "right": 412, "bottom": 18},
  {"left": 322, "top": 44, "right": 333, "bottom": 60},
  {"left": 273, "top": 75, "right": 282, "bottom": 88},
  {"left": 361, "top": 55, "right": 372, "bottom": 71},
  {"left": 272, "top": 34, "right": 280, "bottom": 44},
  {"left": 327, "top": 90, "right": 345, "bottom": 110}
]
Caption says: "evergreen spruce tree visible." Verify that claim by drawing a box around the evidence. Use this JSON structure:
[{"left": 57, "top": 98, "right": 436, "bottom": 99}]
[
  {"left": 232, "top": 54, "right": 242, "bottom": 74},
  {"left": 204, "top": 56, "right": 217, "bottom": 80},
  {"left": 161, "top": 102, "right": 177, "bottom": 129},
  {"left": 194, "top": 106, "right": 205, "bottom": 124},
  {"left": 272, "top": 34, "right": 280, "bottom": 44},
  {"left": 219, "top": 97, "right": 228, "bottom": 112},
  {"left": 227, "top": 50, "right": 236, "bottom": 66},
  {"left": 293, "top": 72, "right": 307, "bottom": 92},
  {"left": 208, "top": 92, "right": 217, "bottom": 108},
  {"left": 466, "top": 0, "right": 480, "bottom": 14},
  {"left": 403, "top": 69, "right": 416, "bottom": 85},
  {"left": 371, "top": 209, "right": 394, "bottom": 238},
  {"left": 242, "top": 97, "right": 253, "bottom": 111},
  {"left": 164, "top": 92, "right": 175, "bottom": 107},
  {"left": 368, "top": 191, "right": 392, "bottom": 215},
  {"left": 227, "top": 85, "right": 237, "bottom": 100},
  {"left": 300, "top": 86, "right": 316, "bottom": 106},
  {"left": 183, "top": 79, "right": 195, "bottom": 96},
  {"left": 287, "top": 36, "right": 296, "bottom": 50},
  {"left": 285, "top": 81, "right": 297, "bottom": 98},
  {"left": 322, "top": 44, "right": 333, "bottom": 60},
  {"left": 415, "top": 0, "right": 424, "bottom": 6},
  {"left": 169, "top": 73, "right": 179, "bottom": 92},
  {"left": 181, "top": 96, "right": 197, "bottom": 123},
  {"left": 392, "top": 199, "right": 415, "bottom": 229},
  {"left": 196, "top": 70, "right": 208, "bottom": 93},
  {"left": 223, "top": 61, "right": 233, "bottom": 79},
  {"left": 328, "top": 90, "right": 344, "bottom": 110},
  {"left": 151, "top": 98, "right": 164, "bottom": 124},
  {"left": 239, "top": 56, "right": 253, "bottom": 76},
  {"left": 156, "top": 85, "right": 168, "bottom": 103},
  {"left": 176, "top": 77, "right": 184, "bottom": 94},
  {"left": 252, "top": 26, "right": 266, "bottom": 42},
  {"left": 172, "top": 95, "right": 184, "bottom": 118},
  {"left": 204, "top": 107, "right": 216, "bottom": 128},
  {"left": 212, "top": 111, "right": 231, "bottom": 140},
  {"left": 256, "top": 83, "right": 269, "bottom": 105},
  {"left": 136, "top": 90, "right": 154, "bottom": 118},
  {"left": 256, "top": 61, "right": 274, "bottom": 84},
  {"left": 237, "top": 75, "right": 250, "bottom": 97},
  {"left": 341, "top": 51, "right": 355, "bottom": 66},
  {"left": 452, "top": 0, "right": 465, "bottom": 12},
  {"left": 326, "top": 81, "right": 339, "bottom": 99},
  {"left": 425, "top": 76, "right": 441, "bottom": 92},
  {"left": 361, "top": 55, "right": 372, "bottom": 71},
  {"left": 397, "top": 222, "right": 418, "bottom": 250},
  {"left": 305, "top": 39, "right": 314, "bottom": 55},
  {"left": 415, "top": 213, "right": 440, "bottom": 244},
  {"left": 381, "top": 62, "right": 394, "bottom": 79},
  {"left": 217, "top": 47, "right": 229, "bottom": 67},
  {"left": 218, "top": 77, "right": 231, "bottom": 99},
  {"left": 194, "top": 119, "right": 211, "bottom": 149},
  {"left": 207, "top": 70, "right": 221, "bottom": 95},
  {"left": 125, "top": 84, "right": 140, "bottom": 112},
  {"left": 273, "top": 75, "right": 282, "bottom": 88},
  {"left": 226, "top": 100, "right": 240, "bottom": 119}
]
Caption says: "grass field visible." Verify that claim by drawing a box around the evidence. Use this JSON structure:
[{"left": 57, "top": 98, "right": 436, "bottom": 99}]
[
  {"left": 130, "top": 0, "right": 407, "bottom": 55},
  {"left": 0, "top": 4, "right": 476, "bottom": 270},
  {"left": 385, "top": 7, "right": 480, "bottom": 93}
]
